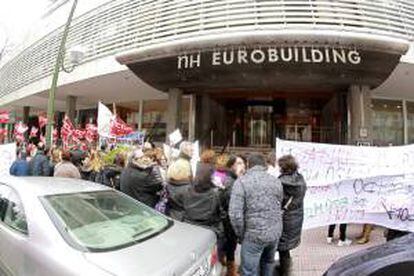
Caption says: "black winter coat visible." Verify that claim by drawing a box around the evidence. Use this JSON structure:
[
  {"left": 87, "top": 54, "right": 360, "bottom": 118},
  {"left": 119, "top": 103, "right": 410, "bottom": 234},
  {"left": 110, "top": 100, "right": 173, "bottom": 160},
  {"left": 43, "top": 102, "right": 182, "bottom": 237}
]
[
  {"left": 120, "top": 164, "right": 163, "bottom": 208},
  {"left": 180, "top": 187, "right": 224, "bottom": 237},
  {"left": 166, "top": 180, "right": 191, "bottom": 221},
  {"left": 278, "top": 171, "right": 307, "bottom": 251}
]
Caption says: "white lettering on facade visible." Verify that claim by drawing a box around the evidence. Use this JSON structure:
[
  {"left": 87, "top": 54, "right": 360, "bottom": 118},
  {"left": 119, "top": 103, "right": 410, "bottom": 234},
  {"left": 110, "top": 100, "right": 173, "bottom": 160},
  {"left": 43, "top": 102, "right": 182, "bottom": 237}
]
[
  {"left": 176, "top": 47, "right": 363, "bottom": 69},
  {"left": 348, "top": 50, "right": 361, "bottom": 64},
  {"left": 268, "top": 48, "right": 279, "bottom": 62},
  {"left": 238, "top": 50, "right": 248, "bottom": 64},
  {"left": 325, "top": 48, "right": 331, "bottom": 63},
  {"left": 311, "top": 49, "right": 324, "bottom": 63},
  {"left": 177, "top": 55, "right": 189, "bottom": 69},
  {"left": 223, "top": 51, "right": 234, "bottom": 65},
  {"left": 281, "top": 48, "right": 293, "bottom": 62},
  {"left": 333, "top": 49, "right": 347, "bottom": 64},
  {"left": 189, "top": 53, "right": 201, "bottom": 68},
  {"left": 212, "top": 52, "right": 221, "bottom": 66},
  {"left": 251, "top": 49, "right": 266, "bottom": 64},
  {"left": 302, "top": 47, "right": 311, "bottom": 63},
  {"left": 294, "top": 47, "right": 299, "bottom": 62}
]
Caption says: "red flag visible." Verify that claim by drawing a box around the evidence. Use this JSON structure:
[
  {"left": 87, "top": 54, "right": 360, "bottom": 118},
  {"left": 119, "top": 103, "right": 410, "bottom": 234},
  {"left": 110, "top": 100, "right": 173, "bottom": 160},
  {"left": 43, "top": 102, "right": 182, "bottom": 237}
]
[
  {"left": 61, "top": 116, "right": 75, "bottom": 143},
  {"left": 85, "top": 123, "right": 98, "bottom": 143},
  {"left": 0, "top": 111, "right": 9, "bottom": 124},
  {"left": 72, "top": 129, "right": 86, "bottom": 143},
  {"left": 30, "top": 126, "right": 39, "bottom": 138},
  {"left": 38, "top": 115, "right": 48, "bottom": 129},
  {"left": 110, "top": 116, "right": 133, "bottom": 137},
  {"left": 53, "top": 129, "right": 58, "bottom": 143},
  {"left": 14, "top": 122, "right": 28, "bottom": 135}
]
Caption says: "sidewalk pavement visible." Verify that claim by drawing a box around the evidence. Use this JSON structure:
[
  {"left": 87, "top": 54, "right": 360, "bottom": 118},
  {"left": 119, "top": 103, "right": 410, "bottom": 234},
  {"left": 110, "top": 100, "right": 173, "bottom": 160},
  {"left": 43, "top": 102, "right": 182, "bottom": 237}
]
[{"left": 291, "top": 224, "right": 386, "bottom": 275}]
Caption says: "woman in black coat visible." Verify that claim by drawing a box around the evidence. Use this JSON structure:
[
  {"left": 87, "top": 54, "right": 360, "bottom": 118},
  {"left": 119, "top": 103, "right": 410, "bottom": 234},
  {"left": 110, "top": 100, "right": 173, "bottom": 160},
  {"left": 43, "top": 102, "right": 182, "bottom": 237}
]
[
  {"left": 277, "top": 155, "right": 307, "bottom": 276},
  {"left": 179, "top": 163, "right": 224, "bottom": 238},
  {"left": 120, "top": 150, "right": 163, "bottom": 208}
]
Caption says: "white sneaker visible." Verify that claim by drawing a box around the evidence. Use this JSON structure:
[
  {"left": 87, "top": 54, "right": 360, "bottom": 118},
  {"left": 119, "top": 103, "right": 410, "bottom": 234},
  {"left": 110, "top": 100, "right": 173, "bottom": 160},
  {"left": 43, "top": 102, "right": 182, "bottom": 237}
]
[
  {"left": 337, "top": 239, "right": 352, "bottom": 246},
  {"left": 326, "top": 237, "right": 333, "bottom": 244}
]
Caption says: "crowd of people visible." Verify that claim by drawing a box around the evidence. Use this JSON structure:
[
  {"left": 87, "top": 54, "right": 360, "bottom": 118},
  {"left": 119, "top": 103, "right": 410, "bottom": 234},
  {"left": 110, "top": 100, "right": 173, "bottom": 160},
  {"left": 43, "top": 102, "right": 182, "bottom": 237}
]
[{"left": 9, "top": 139, "right": 308, "bottom": 276}]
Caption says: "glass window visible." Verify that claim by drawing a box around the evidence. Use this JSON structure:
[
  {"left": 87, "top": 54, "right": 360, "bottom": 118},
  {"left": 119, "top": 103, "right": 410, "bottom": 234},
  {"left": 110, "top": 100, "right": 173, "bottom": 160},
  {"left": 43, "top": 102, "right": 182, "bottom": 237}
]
[
  {"left": 42, "top": 190, "right": 171, "bottom": 252},
  {"left": 142, "top": 100, "right": 167, "bottom": 142},
  {"left": 0, "top": 185, "right": 28, "bottom": 235},
  {"left": 372, "top": 99, "right": 404, "bottom": 146},
  {"left": 407, "top": 101, "right": 414, "bottom": 144}
]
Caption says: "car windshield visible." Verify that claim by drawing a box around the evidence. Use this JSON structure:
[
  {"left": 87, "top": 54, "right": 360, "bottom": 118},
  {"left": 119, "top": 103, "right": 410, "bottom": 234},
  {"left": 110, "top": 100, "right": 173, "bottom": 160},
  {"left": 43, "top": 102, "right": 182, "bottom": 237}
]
[{"left": 42, "top": 190, "right": 171, "bottom": 252}]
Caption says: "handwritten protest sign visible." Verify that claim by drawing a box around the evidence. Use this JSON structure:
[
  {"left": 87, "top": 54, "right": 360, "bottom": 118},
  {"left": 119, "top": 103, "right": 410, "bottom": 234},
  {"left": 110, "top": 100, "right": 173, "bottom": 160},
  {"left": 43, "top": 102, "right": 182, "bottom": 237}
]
[
  {"left": 276, "top": 138, "right": 414, "bottom": 186},
  {"left": 0, "top": 143, "right": 16, "bottom": 176},
  {"left": 276, "top": 139, "right": 414, "bottom": 232}
]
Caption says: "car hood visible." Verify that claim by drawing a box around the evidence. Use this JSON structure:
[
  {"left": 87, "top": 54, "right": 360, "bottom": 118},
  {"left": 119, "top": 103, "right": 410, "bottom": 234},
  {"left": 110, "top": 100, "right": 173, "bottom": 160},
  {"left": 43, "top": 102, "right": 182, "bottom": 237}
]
[
  {"left": 83, "top": 221, "right": 216, "bottom": 276},
  {"left": 324, "top": 233, "right": 414, "bottom": 276}
]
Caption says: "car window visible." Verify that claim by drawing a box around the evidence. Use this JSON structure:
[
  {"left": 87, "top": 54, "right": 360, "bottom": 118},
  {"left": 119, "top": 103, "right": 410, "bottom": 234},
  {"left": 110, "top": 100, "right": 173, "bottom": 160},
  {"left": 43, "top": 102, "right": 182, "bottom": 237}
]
[
  {"left": 42, "top": 190, "right": 172, "bottom": 252},
  {"left": 0, "top": 184, "right": 28, "bottom": 235}
]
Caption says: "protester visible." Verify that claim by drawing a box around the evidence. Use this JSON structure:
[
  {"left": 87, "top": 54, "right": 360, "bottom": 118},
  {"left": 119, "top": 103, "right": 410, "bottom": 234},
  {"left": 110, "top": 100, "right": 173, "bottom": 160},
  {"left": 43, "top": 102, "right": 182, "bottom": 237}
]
[
  {"left": 29, "top": 143, "right": 51, "bottom": 176},
  {"left": 9, "top": 150, "right": 29, "bottom": 176},
  {"left": 266, "top": 152, "right": 278, "bottom": 177},
  {"left": 80, "top": 149, "right": 103, "bottom": 182},
  {"left": 166, "top": 141, "right": 193, "bottom": 220},
  {"left": 212, "top": 154, "right": 229, "bottom": 189},
  {"left": 200, "top": 149, "right": 216, "bottom": 165},
  {"left": 120, "top": 149, "right": 163, "bottom": 208},
  {"left": 357, "top": 224, "right": 373, "bottom": 244},
  {"left": 179, "top": 163, "right": 224, "bottom": 239},
  {"left": 49, "top": 147, "right": 62, "bottom": 176},
  {"left": 220, "top": 155, "right": 245, "bottom": 276},
  {"left": 53, "top": 151, "right": 81, "bottom": 179},
  {"left": 229, "top": 153, "right": 283, "bottom": 276},
  {"left": 327, "top": 224, "right": 352, "bottom": 246},
  {"left": 277, "top": 155, "right": 307, "bottom": 276}
]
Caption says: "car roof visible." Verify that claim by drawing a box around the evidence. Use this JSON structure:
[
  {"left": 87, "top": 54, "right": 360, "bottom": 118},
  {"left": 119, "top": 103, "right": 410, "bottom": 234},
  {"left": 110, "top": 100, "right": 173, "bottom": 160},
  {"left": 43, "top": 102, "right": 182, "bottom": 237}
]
[{"left": 0, "top": 176, "right": 111, "bottom": 197}]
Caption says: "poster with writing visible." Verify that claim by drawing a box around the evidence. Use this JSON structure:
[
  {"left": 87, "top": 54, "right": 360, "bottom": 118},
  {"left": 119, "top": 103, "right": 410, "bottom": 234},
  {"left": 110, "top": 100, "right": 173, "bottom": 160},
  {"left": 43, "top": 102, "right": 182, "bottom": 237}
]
[
  {"left": 303, "top": 174, "right": 414, "bottom": 232},
  {"left": 276, "top": 139, "right": 414, "bottom": 232},
  {"left": 276, "top": 138, "right": 414, "bottom": 186},
  {"left": 0, "top": 143, "right": 16, "bottom": 176}
]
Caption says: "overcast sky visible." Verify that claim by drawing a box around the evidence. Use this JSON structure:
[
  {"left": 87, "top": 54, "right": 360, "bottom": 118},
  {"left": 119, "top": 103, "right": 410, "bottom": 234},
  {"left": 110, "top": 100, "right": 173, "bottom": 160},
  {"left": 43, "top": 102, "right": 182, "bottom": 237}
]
[{"left": 0, "top": 0, "right": 48, "bottom": 47}]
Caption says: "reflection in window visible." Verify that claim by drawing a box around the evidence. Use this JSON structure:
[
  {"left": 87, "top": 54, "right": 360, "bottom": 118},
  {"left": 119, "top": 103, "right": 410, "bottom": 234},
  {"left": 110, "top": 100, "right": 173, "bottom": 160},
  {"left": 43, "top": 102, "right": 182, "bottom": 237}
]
[{"left": 372, "top": 99, "right": 404, "bottom": 146}]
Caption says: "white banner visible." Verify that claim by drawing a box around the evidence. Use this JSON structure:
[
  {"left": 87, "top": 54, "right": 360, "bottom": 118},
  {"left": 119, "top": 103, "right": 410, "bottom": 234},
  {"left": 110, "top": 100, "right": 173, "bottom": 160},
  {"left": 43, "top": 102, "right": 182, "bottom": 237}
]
[
  {"left": 276, "top": 138, "right": 414, "bottom": 186},
  {"left": 276, "top": 139, "right": 414, "bottom": 232},
  {"left": 97, "top": 102, "right": 113, "bottom": 138},
  {"left": 303, "top": 175, "right": 414, "bottom": 232},
  {"left": 0, "top": 143, "right": 16, "bottom": 176}
]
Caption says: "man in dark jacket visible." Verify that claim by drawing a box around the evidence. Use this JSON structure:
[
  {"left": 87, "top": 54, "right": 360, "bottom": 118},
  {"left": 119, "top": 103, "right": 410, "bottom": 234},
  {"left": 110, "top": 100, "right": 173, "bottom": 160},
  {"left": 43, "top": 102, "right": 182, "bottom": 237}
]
[
  {"left": 229, "top": 153, "right": 283, "bottom": 276},
  {"left": 29, "top": 144, "right": 51, "bottom": 176},
  {"left": 9, "top": 150, "right": 29, "bottom": 176},
  {"left": 120, "top": 150, "right": 163, "bottom": 208}
]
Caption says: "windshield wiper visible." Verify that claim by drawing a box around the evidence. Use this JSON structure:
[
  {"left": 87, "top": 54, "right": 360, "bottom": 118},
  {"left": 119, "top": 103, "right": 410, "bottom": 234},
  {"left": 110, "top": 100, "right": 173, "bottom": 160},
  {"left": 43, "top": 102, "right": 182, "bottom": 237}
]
[{"left": 132, "top": 228, "right": 153, "bottom": 238}]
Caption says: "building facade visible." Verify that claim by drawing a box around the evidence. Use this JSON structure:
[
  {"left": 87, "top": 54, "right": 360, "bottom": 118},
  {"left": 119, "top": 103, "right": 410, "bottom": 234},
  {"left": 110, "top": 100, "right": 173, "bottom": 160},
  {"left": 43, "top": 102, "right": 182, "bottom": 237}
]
[{"left": 1, "top": 0, "right": 414, "bottom": 148}]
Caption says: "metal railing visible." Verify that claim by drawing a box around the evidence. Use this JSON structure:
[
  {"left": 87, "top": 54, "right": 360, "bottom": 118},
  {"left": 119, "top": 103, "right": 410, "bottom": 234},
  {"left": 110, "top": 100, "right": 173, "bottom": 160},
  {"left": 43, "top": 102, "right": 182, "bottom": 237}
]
[{"left": 1, "top": 0, "right": 414, "bottom": 99}]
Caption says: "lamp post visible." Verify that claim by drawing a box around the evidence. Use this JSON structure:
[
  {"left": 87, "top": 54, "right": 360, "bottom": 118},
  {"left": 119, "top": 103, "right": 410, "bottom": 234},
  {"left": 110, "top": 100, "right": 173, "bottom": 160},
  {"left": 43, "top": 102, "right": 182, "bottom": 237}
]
[{"left": 45, "top": 0, "right": 78, "bottom": 147}]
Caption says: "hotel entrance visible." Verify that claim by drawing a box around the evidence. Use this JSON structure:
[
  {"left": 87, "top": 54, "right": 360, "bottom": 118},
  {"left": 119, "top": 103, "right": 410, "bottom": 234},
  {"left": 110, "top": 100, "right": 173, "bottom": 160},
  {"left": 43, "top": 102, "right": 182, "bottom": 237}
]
[{"left": 208, "top": 92, "right": 347, "bottom": 148}]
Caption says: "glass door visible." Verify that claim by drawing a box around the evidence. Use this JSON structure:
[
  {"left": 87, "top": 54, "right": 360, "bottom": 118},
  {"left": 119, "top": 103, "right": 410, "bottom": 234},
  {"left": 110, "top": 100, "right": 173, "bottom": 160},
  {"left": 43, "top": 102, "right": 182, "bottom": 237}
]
[{"left": 246, "top": 106, "right": 273, "bottom": 147}]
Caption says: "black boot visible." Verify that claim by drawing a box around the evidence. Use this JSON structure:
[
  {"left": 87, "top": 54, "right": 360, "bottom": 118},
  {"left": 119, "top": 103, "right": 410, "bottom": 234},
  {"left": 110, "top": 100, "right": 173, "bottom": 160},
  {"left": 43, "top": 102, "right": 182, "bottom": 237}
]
[{"left": 279, "top": 256, "right": 292, "bottom": 276}]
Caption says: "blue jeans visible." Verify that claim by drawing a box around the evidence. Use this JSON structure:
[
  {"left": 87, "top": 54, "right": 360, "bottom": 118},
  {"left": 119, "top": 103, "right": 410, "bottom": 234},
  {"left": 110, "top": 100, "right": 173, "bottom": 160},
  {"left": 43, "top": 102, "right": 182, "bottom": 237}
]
[{"left": 240, "top": 240, "right": 277, "bottom": 276}]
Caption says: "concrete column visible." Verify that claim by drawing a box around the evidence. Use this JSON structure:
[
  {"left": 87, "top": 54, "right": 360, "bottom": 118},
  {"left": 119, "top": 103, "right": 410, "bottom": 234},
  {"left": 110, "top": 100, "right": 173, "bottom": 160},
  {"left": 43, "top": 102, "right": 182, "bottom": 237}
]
[
  {"left": 348, "top": 85, "right": 372, "bottom": 144},
  {"left": 166, "top": 88, "right": 183, "bottom": 141},
  {"left": 138, "top": 100, "right": 144, "bottom": 131},
  {"left": 66, "top": 95, "right": 77, "bottom": 123},
  {"left": 23, "top": 106, "right": 30, "bottom": 124},
  {"left": 188, "top": 94, "right": 196, "bottom": 141}
]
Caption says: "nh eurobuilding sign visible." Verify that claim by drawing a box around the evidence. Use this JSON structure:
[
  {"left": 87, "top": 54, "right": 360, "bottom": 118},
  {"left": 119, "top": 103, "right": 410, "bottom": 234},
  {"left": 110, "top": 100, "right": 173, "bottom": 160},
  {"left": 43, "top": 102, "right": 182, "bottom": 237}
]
[{"left": 177, "top": 47, "right": 362, "bottom": 69}]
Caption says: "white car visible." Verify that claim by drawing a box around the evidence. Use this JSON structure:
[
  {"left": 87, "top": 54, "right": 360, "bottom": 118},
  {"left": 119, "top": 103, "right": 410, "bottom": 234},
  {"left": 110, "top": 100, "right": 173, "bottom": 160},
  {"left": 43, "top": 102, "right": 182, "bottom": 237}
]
[{"left": 0, "top": 177, "right": 222, "bottom": 276}]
